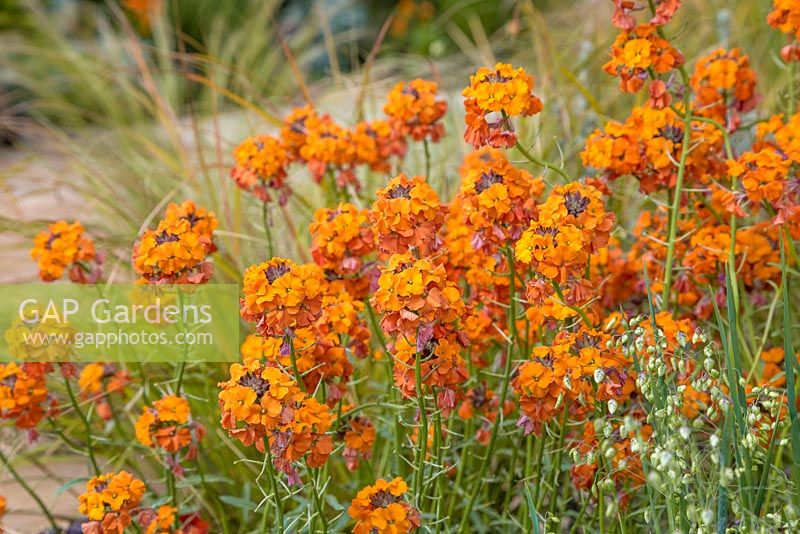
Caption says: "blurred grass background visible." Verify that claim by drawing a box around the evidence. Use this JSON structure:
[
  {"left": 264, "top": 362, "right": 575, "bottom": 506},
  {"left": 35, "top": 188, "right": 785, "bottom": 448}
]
[{"left": 0, "top": 0, "right": 788, "bottom": 284}]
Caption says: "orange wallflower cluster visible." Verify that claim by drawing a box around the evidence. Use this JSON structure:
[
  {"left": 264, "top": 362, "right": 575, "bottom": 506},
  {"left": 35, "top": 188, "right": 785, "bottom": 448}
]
[
  {"left": 310, "top": 203, "right": 377, "bottom": 298},
  {"left": 340, "top": 411, "right": 376, "bottom": 472},
  {"left": 383, "top": 79, "right": 447, "bottom": 142},
  {"left": 132, "top": 201, "right": 217, "bottom": 284},
  {"left": 231, "top": 135, "right": 290, "bottom": 204},
  {"left": 30, "top": 220, "right": 101, "bottom": 283},
  {"left": 603, "top": 24, "right": 684, "bottom": 93},
  {"left": 691, "top": 48, "right": 758, "bottom": 127},
  {"left": 351, "top": 120, "right": 408, "bottom": 173},
  {"left": 135, "top": 395, "right": 204, "bottom": 462},
  {"left": 240, "top": 258, "right": 325, "bottom": 337},
  {"left": 0, "top": 362, "right": 51, "bottom": 430},
  {"left": 370, "top": 174, "right": 445, "bottom": 255},
  {"left": 768, "top": 0, "right": 800, "bottom": 61},
  {"left": 456, "top": 147, "right": 543, "bottom": 249},
  {"left": 392, "top": 331, "right": 468, "bottom": 412},
  {"left": 218, "top": 361, "right": 333, "bottom": 483},
  {"left": 348, "top": 477, "right": 420, "bottom": 534},
  {"left": 581, "top": 105, "right": 724, "bottom": 192},
  {"left": 78, "top": 471, "right": 146, "bottom": 534},
  {"left": 371, "top": 253, "right": 464, "bottom": 337},
  {"left": 463, "top": 63, "right": 543, "bottom": 149},
  {"left": 513, "top": 327, "right": 633, "bottom": 435}
]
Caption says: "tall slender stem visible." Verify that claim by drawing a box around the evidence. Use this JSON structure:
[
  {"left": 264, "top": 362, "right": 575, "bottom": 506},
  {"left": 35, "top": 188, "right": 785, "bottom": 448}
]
[
  {"left": 515, "top": 141, "right": 571, "bottom": 181},
  {"left": 423, "top": 139, "right": 431, "bottom": 179},
  {"left": 458, "top": 246, "right": 519, "bottom": 532},
  {"left": 0, "top": 447, "right": 60, "bottom": 531},
  {"left": 262, "top": 197, "right": 274, "bottom": 258},
  {"left": 660, "top": 69, "right": 693, "bottom": 308},
  {"left": 413, "top": 346, "right": 429, "bottom": 509},
  {"left": 64, "top": 374, "right": 101, "bottom": 476}
]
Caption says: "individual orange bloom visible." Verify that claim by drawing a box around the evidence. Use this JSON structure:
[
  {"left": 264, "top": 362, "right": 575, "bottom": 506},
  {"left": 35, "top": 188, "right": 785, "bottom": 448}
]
[
  {"left": 351, "top": 119, "right": 408, "bottom": 172},
  {"left": 240, "top": 258, "right": 326, "bottom": 337},
  {"left": 603, "top": 24, "right": 684, "bottom": 93},
  {"left": 132, "top": 201, "right": 217, "bottom": 284},
  {"left": 727, "top": 149, "right": 788, "bottom": 205},
  {"left": 370, "top": 174, "right": 446, "bottom": 255},
  {"left": 537, "top": 182, "right": 615, "bottom": 252},
  {"left": 462, "top": 63, "right": 543, "bottom": 148},
  {"left": 515, "top": 221, "right": 589, "bottom": 284},
  {"left": 78, "top": 363, "right": 129, "bottom": 421},
  {"left": 383, "top": 79, "right": 447, "bottom": 142},
  {"left": 231, "top": 134, "right": 290, "bottom": 204},
  {"left": 371, "top": 253, "right": 464, "bottom": 337},
  {"left": 30, "top": 220, "right": 102, "bottom": 283},
  {"left": 348, "top": 477, "right": 420, "bottom": 534},
  {"left": 281, "top": 105, "right": 319, "bottom": 160}
]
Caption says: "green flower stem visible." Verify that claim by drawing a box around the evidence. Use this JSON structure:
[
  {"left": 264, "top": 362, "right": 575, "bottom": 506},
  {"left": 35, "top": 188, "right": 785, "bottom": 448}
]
[
  {"left": 551, "top": 280, "right": 593, "bottom": 328},
  {"left": 515, "top": 141, "right": 571, "bottom": 181},
  {"left": 288, "top": 337, "right": 306, "bottom": 393},
  {"left": 0, "top": 447, "right": 60, "bottom": 532},
  {"left": 63, "top": 374, "right": 101, "bottom": 476},
  {"left": 458, "top": 246, "right": 519, "bottom": 532},
  {"left": 413, "top": 347, "right": 429, "bottom": 509},
  {"left": 262, "top": 439, "right": 284, "bottom": 534},
  {"left": 660, "top": 68, "right": 693, "bottom": 309}
]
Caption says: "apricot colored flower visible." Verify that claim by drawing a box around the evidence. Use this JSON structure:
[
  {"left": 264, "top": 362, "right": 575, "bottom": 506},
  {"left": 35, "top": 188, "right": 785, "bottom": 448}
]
[
  {"left": 240, "top": 258, "right": 326, "bottom": 337},
  {"left": 0, "top": 362, "right": 51, "bottom": 429},
  {"left": 132, "top": 201, "right": 217, "bottom": 284},
  {"left": 604, "top": 24, "right": 684, "bottom": 93},
  {"left": 691, "top": 48, "right": 758, "bottom": 126},
  {"left": 341, "top": 413, "right": 376, "bottom": 472},
  {"left": 768, "top": 0, "right": 800, "bottom": 42},
  {"left": 370, "top": 174, "right": 445, "bottom": 255},
  {"left": 348, "top": 477, "right": 420, "bottom": 534},
  {"left": 462, "top": 63, "right": 543, "bottom": 148},
  {"left": 231, "top": 134, "right": 290, "bottom": 203},
  {"left": 30, "top": 220, "right": 101, "bottom": 283},
  {"left": 384, "top": 79, "right": 447, "bottom": 142},
  {"left": 371, "top": 253, "right": 464, "bottom": 337},
  {"left": 310, "top": 203, "right": 376, "bottom": 277},
  {"left": 78, "top": 471, "right": 145, "bottom": 530},
  {"left": 135, "top": 395, "right": 204, "bottom": 458},
  {"left": 612, "top": 0, "right": 681, "bottom": 30},
  {"left": 351, "top": 119, "right": 408, "bottom": 172}
]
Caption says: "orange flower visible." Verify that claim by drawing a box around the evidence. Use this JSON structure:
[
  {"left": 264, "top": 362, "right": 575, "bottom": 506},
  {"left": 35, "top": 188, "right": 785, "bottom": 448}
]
[
  {"left": 462, "top": 63, "right": 543, "bottom": 148},
  {"left": 768, "top": 0, "right": 800, "bottom": 42},
  {"left": 231, "top": 135, "right": 290, "bottom": 203},
  {"left": 310, "top": 203, "right": 376, "bottom": 283},
  {"left": 240, "top": 258, "right": 326, "bottom": 337},
  {"left": 30, "top": 220, "right": 101, "bottom": 283},
  {"left": 135, "top": 395, "right": 203, "bottom": 456},
  {"left": 351, "top": 119, "right": 408, "bottom": 172},
  {"left": 456, "top": 147, "right": 543, "bottom": 249},
  {"left": 384, "top": 79, "right": 447, "bottom": 143},
  {"left": 348, "top": 477, "right": 420, "bottom": 534},
  {"left": 371, "top": 253, "right": 464, "bottom": 337},
  {"left": 612, "top": 0, "right": 681, "bottom": 30},
  {"left": 299, "top": 115, "right": 358, "bottom": 189},
  {"left": 458, "top": 383, "right": 515, "bottom": 445},
  {"left": 691, "top": 48, "right": 758, "bottom": 127},
  {"left": 79, "top": 471, "right": 145, "bottom": 529},
  {"left": 370, "top": 174, "right": 446, "bottom": 255},
  {"left": 341, "top": 414, "right": 376, "bottom": 472},
  {"left": 132, "top": 201, "right": 217, "bottom": 284},
  {"left": 603, "top": 24, "right": 683, "bottom": 93},
  {"left": 0, "top": 362, "right": 51, "bottom": 430}
]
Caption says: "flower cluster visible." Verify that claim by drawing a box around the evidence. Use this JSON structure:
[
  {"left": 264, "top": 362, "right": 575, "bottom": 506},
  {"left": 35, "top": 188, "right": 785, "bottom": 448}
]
[
  {"left": 339, "top": 410, "right": 376, "bottom": 472},
  {"left": 231, "top": 135, "right": 290, "bottom": 203},
  {"left": 240, "top": 258, "right": 325, "bottom": 337},
  {"left": 30, "top": 220, "right": 101, "bottom": 283},
  {"left": 370, "top": 174, "right": 445, "bottom": 255},
  {"left": 78, "top": 363, "right": 129, "bottom": 421},
  {"left": 348, "top": 477, "right": 420, "bottom": 534},
  {"left": 0, "top": 362, "right": 51, "bottom": 430},
  {"left": 463, "top": 62, "right": 543, "bottom": 148},
  {"left": 603, "top": 24, "right": 684, "bottom": 93},
  {"left": 691, "top": 48, "right": 758, "bottom": 126},
  {"left": 218, "top": 361, "right": 333, "bottom": 483},
  {"left": 78, "top": 471, "right": 146, "bottom": 533},
  {"left": 132, "top": 201, "right": 217, "bottom": 284},
  {"left": 135, "top": 394, "right": 204, "bottom": 462},
  {"left": 458, "top": 383, "right": 514, "bottom": 445},
  {"left": 768, "top": 0, "right": 800, "bottom": 61},
  {"left": 384, "top": 79, "right": 447, "bottom": 142}
]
